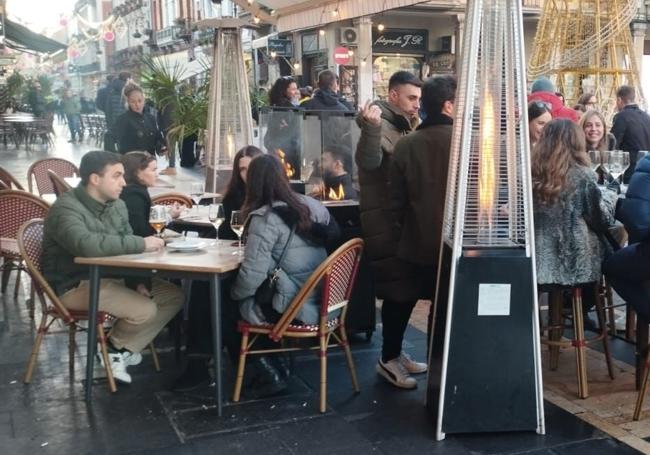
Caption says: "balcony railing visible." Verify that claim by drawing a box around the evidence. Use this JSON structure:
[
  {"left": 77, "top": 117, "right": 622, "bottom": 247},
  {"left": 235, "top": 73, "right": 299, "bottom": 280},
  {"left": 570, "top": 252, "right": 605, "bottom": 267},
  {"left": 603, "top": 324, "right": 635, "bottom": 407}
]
[{"left": 154, "top": 26, "right": 182, "bottom": 46}]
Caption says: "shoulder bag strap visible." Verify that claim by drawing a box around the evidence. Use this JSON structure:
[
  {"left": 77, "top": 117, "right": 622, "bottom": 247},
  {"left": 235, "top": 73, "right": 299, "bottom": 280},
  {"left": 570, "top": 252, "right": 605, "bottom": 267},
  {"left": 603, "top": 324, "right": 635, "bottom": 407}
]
[{"left": 270, "top": 224, "right": 296, "bottom": 282}]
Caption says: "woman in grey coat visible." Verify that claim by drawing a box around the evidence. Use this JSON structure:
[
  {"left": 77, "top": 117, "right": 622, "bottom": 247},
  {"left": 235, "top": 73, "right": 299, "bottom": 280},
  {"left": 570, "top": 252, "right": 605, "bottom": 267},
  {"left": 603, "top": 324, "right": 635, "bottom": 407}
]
[
  {"left": 231, "top": 154, "right": 340, "bottom": 325},
  {"left": 532, "top": 119, "right": 617, "bottom": 286}
]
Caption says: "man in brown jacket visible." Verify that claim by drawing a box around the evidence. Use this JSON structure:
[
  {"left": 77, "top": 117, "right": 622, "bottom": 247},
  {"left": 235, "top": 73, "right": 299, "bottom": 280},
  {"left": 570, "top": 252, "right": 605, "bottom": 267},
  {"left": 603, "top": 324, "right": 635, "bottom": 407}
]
[
  {"left": 390, "top": 74, "right": 456, "bottom": 362},
  {"left": 355, "top": 71, "right": 425, "bottom": 389}
]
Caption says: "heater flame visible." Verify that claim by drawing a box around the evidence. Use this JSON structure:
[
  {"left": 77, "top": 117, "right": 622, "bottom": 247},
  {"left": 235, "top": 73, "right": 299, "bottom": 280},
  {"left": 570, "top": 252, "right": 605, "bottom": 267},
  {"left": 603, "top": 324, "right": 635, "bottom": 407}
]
[
  {"left": 276, "top": 149, "right": 295, "bottom": 178},
  {"left": 479, "top": 91, "right": 497, "bottom": 237},
  {"left": 327, "top": 184, "right": 345, "bottom": 201}
]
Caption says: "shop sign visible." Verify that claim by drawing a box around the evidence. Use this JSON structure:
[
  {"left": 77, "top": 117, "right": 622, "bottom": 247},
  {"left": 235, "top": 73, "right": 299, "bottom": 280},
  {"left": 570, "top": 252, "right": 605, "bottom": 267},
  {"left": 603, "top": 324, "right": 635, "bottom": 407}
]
[
  {"left": 268, "top": 38, "right": 293, "bottom": 57},
  {"left": 333, "top": 46, "right": 350, "bottom": 65},
  {"left": 372, "top": 29, "right": 428, "bottom": 53}
]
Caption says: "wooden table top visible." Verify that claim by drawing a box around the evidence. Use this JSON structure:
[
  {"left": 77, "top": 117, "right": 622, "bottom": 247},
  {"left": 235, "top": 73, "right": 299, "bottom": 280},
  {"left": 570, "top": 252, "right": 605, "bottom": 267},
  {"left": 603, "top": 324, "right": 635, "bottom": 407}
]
[{"left": 75, "top": 240, "right": 242, "bottom": 274}]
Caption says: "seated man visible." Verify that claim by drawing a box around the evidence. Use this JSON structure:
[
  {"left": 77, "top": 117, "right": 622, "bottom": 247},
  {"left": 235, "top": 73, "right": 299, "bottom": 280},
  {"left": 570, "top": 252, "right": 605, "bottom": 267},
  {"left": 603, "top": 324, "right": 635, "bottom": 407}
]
[
  {"left": 42, "top": 151, "right": 183, "bottom": 384},
  {"left": 313, "top": 145, "right": 357, "bottom": 200},
  {"left": 603, "top": 154, "right": 650, "bottom": 321}
]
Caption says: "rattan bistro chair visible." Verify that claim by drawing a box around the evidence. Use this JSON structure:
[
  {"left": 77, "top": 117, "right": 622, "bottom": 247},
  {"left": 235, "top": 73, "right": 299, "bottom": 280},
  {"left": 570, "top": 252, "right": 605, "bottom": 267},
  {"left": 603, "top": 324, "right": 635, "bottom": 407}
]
[
  {"left": 18, "top": 219, "right": 160, "bottom": 392},
  {"left": 27, "top": 158, "right": 78, "bottom": 197},
  {"left": 0, "top": 166, "right": 25, "bottom": 191},
  {"left": 151, "top": 192, "right": 193, "bottom": 208},
  {"left": 47, "top": 170, "right": 72, "bottom": 197},
  {"left": 0, "top": 190, "right": 49, "bottom": 303},
  {"left": 232, "top": 238, "right": 364, "bottom": 413}
]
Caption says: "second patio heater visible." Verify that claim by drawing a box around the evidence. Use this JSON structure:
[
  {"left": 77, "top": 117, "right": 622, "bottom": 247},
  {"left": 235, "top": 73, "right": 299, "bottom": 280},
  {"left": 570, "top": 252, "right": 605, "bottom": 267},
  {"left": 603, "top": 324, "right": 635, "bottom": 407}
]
[
  {"left": 200, "top": 18, "right": 253, "bottom": 193},
  {"left": 426, "top": 0, "right": 544, "bottom": 440}
]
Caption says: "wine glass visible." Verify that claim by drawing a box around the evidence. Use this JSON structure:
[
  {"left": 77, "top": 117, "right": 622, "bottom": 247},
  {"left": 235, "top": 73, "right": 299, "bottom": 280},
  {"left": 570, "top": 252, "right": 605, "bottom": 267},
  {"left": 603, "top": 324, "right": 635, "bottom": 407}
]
[
  {"left": 601, "top": 150, "right": 612, "bottom": 177},
  {"left": 149, "top": 205, "right": 167, "bottom": 238},
  {"left": 230, "top": 210, "right": 244, "bottom": 255},
  {"left": 587, "top": 150, "right": 601, "bottom": 172},
  {"left": 189, "top": 182, "right": 204, "bottom": 214},
  {"left": 208, "top": 203, "right": 225, "bottom": 240}
]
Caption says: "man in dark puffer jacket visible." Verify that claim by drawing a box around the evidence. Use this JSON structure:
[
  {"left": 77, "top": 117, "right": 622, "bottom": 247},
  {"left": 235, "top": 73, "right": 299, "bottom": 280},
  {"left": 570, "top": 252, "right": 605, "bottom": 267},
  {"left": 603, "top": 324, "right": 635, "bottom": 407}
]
[{"left": 603, "top": 155, "right": 650, "bottom": 319}]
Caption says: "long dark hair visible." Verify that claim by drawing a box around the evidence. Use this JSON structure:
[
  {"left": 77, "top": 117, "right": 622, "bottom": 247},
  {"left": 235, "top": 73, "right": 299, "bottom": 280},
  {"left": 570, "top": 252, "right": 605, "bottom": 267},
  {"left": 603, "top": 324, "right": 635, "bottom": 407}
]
[
  {"left": 268, "top": 76, "right": 295, "bottom": 106},
  {"left": 223, "top": 145, "right": 263, "bottom": 204},
  {"left": 242, "top": 154, "right": 312, "bottom": 233},
  {"left": 121, "top": 151, "right": 155, "bottom": 185}
]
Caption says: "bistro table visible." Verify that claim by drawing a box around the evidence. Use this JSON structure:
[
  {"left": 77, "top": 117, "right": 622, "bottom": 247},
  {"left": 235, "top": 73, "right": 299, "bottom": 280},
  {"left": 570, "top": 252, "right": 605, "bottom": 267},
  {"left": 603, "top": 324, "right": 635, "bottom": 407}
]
[{"left": 75, "top": 240, "right": 242, "bottom": 415}]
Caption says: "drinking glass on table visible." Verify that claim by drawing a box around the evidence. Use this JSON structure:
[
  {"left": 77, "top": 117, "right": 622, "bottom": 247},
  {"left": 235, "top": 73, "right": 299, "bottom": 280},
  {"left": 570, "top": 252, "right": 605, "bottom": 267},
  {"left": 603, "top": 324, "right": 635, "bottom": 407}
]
[
  {"left": 588, "top": 150, "right": 601, "bottom": 172},
  {"left": 189, "top": 182, "right": 204, "bottom": 214},
  {"left": 208, "top": 203, "right": 225, "bottom": 240},
  {"left": 149, "top": 205, "right": 167, "bottom": 238},
  {"left": 230, "top": 210, "right": 244, "bottom": 255},
  {"left": 607, "top": 151, "right": 629, "bottom": 183}
]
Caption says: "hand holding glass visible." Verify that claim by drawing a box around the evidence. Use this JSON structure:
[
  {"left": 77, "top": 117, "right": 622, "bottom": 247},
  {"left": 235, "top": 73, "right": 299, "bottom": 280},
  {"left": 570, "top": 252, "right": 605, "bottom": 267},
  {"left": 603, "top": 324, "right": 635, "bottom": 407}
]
[
  {"left": 208, "top": 203, "right": 225, "bottom": 240},
  {"left": 149, "top": 205, "right": 167, "bottom": 238}
]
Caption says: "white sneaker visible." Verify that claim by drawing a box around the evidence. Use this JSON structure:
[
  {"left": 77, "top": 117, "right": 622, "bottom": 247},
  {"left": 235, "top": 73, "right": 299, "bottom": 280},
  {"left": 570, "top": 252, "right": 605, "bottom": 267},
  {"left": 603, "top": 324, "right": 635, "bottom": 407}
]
[
  {"left": 96, "top": 352, "right": 132, "bottom": 384},
  {"left": 399, "top": 352, "right": 427, "bottom": 374},
  {"left": 121, "top": 350, "right": 142, "bottom": 366},
  {"left": 376, "top": 358, "right": 417, "bottom": 389}
]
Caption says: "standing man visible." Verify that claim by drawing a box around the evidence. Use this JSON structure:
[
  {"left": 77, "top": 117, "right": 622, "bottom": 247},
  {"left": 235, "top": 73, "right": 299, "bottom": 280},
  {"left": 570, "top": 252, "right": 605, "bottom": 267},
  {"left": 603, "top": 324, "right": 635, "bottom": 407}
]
[
  {"left": 95, "top": 75, "right": 114, "bottom": 114},
  {"left": 104, "top": 72, "right": 131, "bottom": 152},
  {"left": 302, "top": 69, "right": 354, "bottom": 112},
  {"left": 42, "top": 151, "right": 183, "bottom": 384},
  {"left": 355, "top": 71, "right": 425, "bottom": 389},
  {"left": 389, "top": 75, "right": 456, "bottom": 360},
  {"left": 61, "top": 89, "right": 82, "bottom": 143},
  {"left": 611, "top": 85, "right": 650, "bottom": 183}
]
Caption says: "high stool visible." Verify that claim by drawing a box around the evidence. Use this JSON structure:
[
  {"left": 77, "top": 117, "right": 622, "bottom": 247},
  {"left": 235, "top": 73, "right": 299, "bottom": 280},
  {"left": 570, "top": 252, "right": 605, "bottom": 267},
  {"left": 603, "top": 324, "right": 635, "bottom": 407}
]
[
  {"left": 540, "top": 285, "right": 615, "bottom": 399},
  {"left": 634, "top": 315, "right": 650, "bottom": 420}
]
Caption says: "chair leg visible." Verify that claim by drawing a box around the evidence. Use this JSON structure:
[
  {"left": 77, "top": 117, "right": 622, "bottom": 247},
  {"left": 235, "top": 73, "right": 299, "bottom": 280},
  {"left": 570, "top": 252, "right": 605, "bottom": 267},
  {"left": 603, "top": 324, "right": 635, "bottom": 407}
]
[
  {"left": 23, "top": 316, "right": 48, "bottom": 383},
  {"left": 149, "top": 342, "right": 161, "bottom": 372},
  {"left": 634, "top": 349, "right": 650, "bottom": 420},
  {"left": 232, "top": 332, "right": 249, "bottom": 402},
  {"left": 319, "top": 333, "right": 328, "bottom": 413},
  {"left": 97, "top": 324, "right": 117, "bottom": 393},
  {"left": 549, "top": 291, "right": 563, "bottom": 371},
  {"left": 338, "top": 327, "right": 359, "bottom": 393},
  {"left": 1, "top": 259, "right": 11, "bottom": 294},
  {"left": 68, "top": 323, "right": 77, "bottom": 376},
  {"left": 13, "top": 267, "right": 22, "bottom": 299},
  {"left": 572, "top": 288, "right": 589, "bottom": 399},
  {"left": 595, "top": 294, "right": 616, "bottom": 380},
  {"left": 628, "top": 305, "right": 637, "bottom": 343},
  {"left": 604, "top": 280, "right": 617, "bottom": 337},
  {"left": 28, "top": 282, "right": 35, "bottom": 320}
]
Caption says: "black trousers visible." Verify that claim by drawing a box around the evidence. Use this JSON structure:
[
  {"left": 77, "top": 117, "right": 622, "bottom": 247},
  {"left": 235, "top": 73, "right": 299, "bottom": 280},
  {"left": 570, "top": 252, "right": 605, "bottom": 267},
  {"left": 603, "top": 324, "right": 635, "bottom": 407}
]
[{"left": 381, "top": 264, "right": 437, "bottom": 362}]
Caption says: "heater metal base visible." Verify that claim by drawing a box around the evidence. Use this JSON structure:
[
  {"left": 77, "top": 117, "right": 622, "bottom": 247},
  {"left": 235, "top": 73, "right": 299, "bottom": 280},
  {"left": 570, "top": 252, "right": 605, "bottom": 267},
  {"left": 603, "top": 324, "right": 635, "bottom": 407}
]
[{"left": 427, "top": 243, "right": 543, "bottom": 439}]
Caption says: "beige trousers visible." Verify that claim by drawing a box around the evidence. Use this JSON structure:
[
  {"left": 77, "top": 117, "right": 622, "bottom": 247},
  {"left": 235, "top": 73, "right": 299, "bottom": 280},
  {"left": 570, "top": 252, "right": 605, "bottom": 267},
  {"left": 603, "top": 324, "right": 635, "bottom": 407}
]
[{"left": 60, "top": 278, "right": 183, "bottom": 353}]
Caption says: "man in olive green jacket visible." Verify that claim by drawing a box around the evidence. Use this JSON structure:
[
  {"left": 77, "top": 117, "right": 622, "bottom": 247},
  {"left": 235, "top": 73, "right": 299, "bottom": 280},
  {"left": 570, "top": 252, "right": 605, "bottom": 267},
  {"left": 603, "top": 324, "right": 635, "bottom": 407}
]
[
  {"left": 390, "top": 74, "right": 456, "bottom": 357},
  {"left": 355, "top": 71, "right": 427, "bottom": 390},
  {"left": 42, "top": 151, "right": 182, "bottom": 384}
]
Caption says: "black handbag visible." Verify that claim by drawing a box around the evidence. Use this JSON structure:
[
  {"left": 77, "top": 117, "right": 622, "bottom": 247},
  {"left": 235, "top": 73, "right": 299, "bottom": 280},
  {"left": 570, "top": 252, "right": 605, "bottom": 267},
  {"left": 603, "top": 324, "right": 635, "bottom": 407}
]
[{"left": 255, "top": 225, "right": 296, "bottom": 322}]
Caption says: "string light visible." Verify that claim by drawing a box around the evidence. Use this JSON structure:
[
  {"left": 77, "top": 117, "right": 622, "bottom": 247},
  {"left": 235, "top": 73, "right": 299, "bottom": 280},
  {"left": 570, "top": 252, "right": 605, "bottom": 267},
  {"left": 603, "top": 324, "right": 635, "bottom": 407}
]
[
  {"left": 331, "top": 8, "right": 338, "bottom": 17},
  {"left": 319, "top": 29, "right": 325, "bottom": 36},
  {"left": 247, "top": 0, "right": 253, "bottom": 4},
  {"left": 293, "top": 62, "right": 300, "bottom": 69},
  {"left": 361, "top": 58, "right": 367, "bottom": 66},
  {"left": 377, "top": 23, "right": 385, "bottom": 31},
  {"left": 253, "top": 15, "right": 260, "bottom": 24},
  {"left": 348, "top": 49, "right": 354, "bottom": 56},
  {"left": 270, "top": 50, "right": 277, "bottom": 58}
]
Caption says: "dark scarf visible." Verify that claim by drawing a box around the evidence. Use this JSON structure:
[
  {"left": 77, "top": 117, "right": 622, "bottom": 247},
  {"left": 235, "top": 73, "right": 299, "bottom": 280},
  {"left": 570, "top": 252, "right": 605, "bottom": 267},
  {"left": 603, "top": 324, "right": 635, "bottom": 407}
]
[{"left": 417, "top": 112, "right": 453, "bottom": 130}]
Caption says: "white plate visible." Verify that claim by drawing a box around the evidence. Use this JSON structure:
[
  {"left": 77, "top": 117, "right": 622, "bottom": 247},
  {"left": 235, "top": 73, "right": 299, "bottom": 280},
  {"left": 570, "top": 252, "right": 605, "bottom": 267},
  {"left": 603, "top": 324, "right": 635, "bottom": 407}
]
[{"left": 166, "top": 240, "right": 206, "bottom": 251}]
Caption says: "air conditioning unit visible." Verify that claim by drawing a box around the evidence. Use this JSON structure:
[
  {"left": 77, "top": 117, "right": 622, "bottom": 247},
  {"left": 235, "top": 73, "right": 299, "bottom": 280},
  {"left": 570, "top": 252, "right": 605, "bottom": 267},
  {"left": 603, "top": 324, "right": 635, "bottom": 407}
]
[{"left": 339, "top": 27, "right": 359, "bottom": 45}]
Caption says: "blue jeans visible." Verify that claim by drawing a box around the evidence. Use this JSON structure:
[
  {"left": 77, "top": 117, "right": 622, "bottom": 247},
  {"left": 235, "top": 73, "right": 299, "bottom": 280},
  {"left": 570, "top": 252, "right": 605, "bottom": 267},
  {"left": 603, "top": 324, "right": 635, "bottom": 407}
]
[
  {"left": 603, "top": 243, "right": 650, "bottom": 319},
  {"left": 66, "top": 113, "right": 81, "bottom": 140}
]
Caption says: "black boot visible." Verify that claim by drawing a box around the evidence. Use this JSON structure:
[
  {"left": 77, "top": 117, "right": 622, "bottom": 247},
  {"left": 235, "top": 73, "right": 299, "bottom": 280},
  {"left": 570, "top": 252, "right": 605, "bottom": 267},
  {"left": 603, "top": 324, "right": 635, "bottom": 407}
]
[
  {"left": 243, "top": 356, "right": 288, "bottom": 399},
  {"left": 171, "top": 358, "right": 210, "bottom": 392}
]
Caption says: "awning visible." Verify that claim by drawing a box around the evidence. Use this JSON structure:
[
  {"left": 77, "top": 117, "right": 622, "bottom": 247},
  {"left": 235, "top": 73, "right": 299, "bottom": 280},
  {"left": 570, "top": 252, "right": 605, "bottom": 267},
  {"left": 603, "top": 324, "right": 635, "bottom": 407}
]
[
  {"left": 256, "top": 0, "right": 429, "bottom": 33},
  {"left": 2, "top": 16, "right": 67, "bottom": 54}
]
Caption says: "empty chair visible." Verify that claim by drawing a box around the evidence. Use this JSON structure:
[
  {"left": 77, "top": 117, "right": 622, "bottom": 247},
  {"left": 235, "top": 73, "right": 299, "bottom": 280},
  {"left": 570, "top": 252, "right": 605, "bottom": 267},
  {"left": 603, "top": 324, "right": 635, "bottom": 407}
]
[
  {"left": 0, "top": 166, "right": 25, "bottom": 190},
  {"left": 0, "top": 190, "right": 50, "bottom": 302},
  {"left": 232, "top": 238, "right": 364, "bottom": 413},
  {"left": 27, "top": 158, "right": 79, "bottom": 197}
]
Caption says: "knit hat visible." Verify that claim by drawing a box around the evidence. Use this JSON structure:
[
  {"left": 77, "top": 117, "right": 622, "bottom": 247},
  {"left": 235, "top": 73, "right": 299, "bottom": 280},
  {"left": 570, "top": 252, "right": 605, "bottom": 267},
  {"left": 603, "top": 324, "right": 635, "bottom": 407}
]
[{"left": 530, "top": 77, "right": 555, "bottom": 93}]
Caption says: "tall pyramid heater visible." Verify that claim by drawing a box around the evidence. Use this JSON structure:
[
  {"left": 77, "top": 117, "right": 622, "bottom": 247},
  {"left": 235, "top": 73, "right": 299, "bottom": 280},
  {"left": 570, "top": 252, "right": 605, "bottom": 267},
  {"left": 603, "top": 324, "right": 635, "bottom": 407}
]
[
  {"left": 426, "top": 0, "right": 544, "bottom": 440},
  {"left": 200, "top": 18, "right": 253, "bottom": 193}
]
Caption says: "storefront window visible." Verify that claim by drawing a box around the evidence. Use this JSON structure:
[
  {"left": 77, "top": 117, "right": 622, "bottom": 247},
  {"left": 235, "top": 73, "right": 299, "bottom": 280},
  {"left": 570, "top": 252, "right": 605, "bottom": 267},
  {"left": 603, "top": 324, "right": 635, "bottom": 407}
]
[{"left": 372, "top": 55, "right": 422, "bottom": 100}]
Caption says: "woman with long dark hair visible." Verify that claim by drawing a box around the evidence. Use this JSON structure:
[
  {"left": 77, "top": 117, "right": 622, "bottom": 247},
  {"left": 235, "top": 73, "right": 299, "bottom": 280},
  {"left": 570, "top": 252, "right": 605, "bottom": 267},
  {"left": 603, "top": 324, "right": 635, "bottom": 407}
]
[
  {"left": 264, "top": 77, "right": 301, "bottom": 178},
  {"left": 218, "top": 145, "right": 263, "bottom": 240},
  {"left": 232, "top": 153, "right": 339, "bottom": 324},
  {"left": 528, "top": 100, "right": 552, "bottom": 149}
]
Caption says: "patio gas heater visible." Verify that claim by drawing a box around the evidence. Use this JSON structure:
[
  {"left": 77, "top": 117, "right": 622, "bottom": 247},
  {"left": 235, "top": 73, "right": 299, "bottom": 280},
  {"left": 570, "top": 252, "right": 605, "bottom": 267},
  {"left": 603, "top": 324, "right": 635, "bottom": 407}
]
[
  {"left": 200, "top": 18, "right": 253, "bottom": 193},
  {"left": 426, "top": 0, "right": 544, "bottom": 440}
]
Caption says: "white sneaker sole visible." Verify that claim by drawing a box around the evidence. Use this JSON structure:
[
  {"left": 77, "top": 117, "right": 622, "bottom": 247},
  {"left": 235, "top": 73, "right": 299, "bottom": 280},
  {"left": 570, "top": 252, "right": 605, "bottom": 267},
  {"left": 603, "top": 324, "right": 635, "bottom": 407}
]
[{"left": 376, "top": 363, "right": 417, "bottom": 389}]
